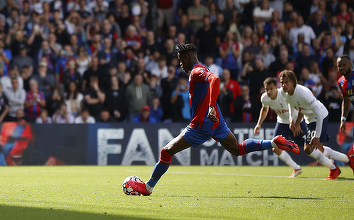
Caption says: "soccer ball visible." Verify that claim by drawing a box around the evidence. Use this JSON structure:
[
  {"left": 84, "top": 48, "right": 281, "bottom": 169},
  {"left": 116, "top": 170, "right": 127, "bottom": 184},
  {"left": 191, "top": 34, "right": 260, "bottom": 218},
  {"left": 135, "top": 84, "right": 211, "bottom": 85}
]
[{"left": 122, "top": 176, "right": 142, "bottom": 195}]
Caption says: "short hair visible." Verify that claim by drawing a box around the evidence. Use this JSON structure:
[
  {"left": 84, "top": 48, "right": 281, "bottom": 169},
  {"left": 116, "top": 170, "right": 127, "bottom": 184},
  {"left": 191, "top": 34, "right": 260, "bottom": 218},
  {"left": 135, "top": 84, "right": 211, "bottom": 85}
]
[
  {"left": 263, "top": 77, "right": 277, "bottom": 86},
  {"left": 339, "top": 54, "right": 351, "bottom": 61},
  {"left": 175, "top": 43, "right": 197, "bottom": 55},
  {"left": 279, "top": 70, "right": 298, "bottom": 85}
]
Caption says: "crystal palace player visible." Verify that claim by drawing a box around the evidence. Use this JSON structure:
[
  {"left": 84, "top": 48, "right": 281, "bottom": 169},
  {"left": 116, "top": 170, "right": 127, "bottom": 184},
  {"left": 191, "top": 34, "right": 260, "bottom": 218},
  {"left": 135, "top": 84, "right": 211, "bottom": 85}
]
[
  {"left": 337, "top": 54, "right": 354, "bottom": 174},
  {"left": 128, "top": 43, "right": 299, "bottom": 196},
  {"left": 279, "top": 70, "right": 354, "bottom": 180}
]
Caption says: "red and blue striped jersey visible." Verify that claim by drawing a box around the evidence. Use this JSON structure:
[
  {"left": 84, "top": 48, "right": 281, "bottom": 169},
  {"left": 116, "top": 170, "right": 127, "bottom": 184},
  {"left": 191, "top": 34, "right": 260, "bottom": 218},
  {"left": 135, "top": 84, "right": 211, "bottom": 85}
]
[
  {"left": 25, "top": 90, "right": 45, "bottom": 119},
  {"left": 338, "top": 72, "right": 354, "bottom": 106},
  {"left": 188, "top": 64, "right": 221, "bottom": 131}
]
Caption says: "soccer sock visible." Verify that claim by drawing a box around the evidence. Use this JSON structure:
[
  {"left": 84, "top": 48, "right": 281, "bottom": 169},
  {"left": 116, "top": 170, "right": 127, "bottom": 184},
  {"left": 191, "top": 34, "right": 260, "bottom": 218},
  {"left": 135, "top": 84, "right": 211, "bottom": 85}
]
[
  {"left": 238, "top": 139, "right": 273, "bottom": 156},
  {"left": 322, "top": 146, "right": 349, "bottom": 163},
  {"left": 309, "top": 148, "right": 336, "bottom": 170},
  {"left": 278, "top": 150, "right": 301, "bottom": 170},
  {"left": 146, "top": 148, "right": 173, "bottom": 191}
]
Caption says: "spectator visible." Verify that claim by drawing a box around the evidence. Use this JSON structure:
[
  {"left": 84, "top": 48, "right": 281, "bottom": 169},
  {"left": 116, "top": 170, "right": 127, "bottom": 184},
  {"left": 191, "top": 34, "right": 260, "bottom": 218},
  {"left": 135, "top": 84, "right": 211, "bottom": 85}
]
[
  {"left": 319, "top": 85, "right": 342, "bottom": 122},
  {"left": 151, "top": 55, "right": 168, "bottom": 85},
  {"left": 321, "top": 47, "right": 336, "bottom": 78},
  {"left": 269, "top": 49, "right": 290, "bottom": 78},
  {"left": 288, "top": 15, "right": 316, "bottom": 46},
  {"left": 219, "top": 30, "right": 240, "bottom": 80},
  {"left": 83, "top": 56, "right": 100, "bottom": 91},
  {"left": 24, "top": 79, "right": 46, "bottom": 122},
  {"left": 171, "top": 77, "right": 191, "bottom": 122},
  {"left": 76, "top": 45, "right": 92, "bottom": 77},
  {"left": 308, "top": 10, "right": 331, "bottom": 37},
  {"left": 131, "top": 58, "right": 150, "bottom": 85},
  {"left": 133, "top": 105, "right": 158, "bottom": 123},
  {"left": 256, "top": 42, "right": 276, "bottom": 69},
  {"left": 104, "top": 75, "right": 126, "bottom": 122},
  {"left": 13, "top": 43, "right": 33, "bottom": 77},
  {"left": 116, "top": 2, "right": 132, "bottom": 35},
  {"left": 0, "top": 82, "right": 9, "bottom": 123},
  {"left": 74, "top": 108, "right": 96, "bottom": 124},
  {"left": 204, "top": 55, "right": 222, "bottom": 77},
  {"left": 35, "top": 109, "right": 52, "bottom": 124},
  {"left": 212, "top": 12, "right": 227, "bottom": 41},
  {"left": 221, "top": 68, "right": 241, "bottom": 120},
  {"left": 162, "top": 38, "right": 176, "bottom": 66},
  {"left": 217, "top": 74, "right": 234, "bottom": 123},
  {"left": 65, "top": 81, "right": 84, "bottom": 117},
  {"left": 4, "top": 77, "right": 26, "bottom": 122},
  {"left": 253, "top": 0, "right": 274, "bottom": 23},
  {"left": 242, "top": 33, "right": 261, "bottom": 64},
  {"left": 142, "top": 31, "right": 162, "bottom": 57},
  {"left": 160, "top": 65, "right": 177, "bottom": 122},
  {"left": 125, "top": 74, "right": 151, "bottom": 122},
  {"left": 37, "top": 40, "right": 56, "bottom": 74},
  {"left": 20, "top": 66, "right": 31, "bottom": 92},
  {"left": 123, "top": 24, "right": 142, "bottom": 52},
  {"left": 337, "top": 2, "right": 350, "bottom": 23},
  {"left": 46, "top": 86, "right": 63, "bottom": 117},
  {"left": 300, "top": 67, "right": 317, "bottom": 96},
  {"left": 132, "top": 15, "right": 146, "bottom": 39},
  {"left": 98, "top": 37, "right": 118, "bottom": 74},
  {"left": 176, "top": 14, "right": 195, "bottom": 45},
  {"left": 296, "top": 44, "right": 317, "bottom": 71},
  {"left": 314, "top": 31, "right": 340, "bottom": 71},
  {"left": 241, "top": 0, "right": 258, "bottom": 28},
  {"left": 83, "top": 75, "right": 105, "bottom": 119},
  {"left": 52, "top": 103, "right": 74, "bottom": 124},
  {"left": 241, "top": 58, "right": 273, "bottom": 98},
  {"left": 187, "top": 0, "right": 210, "bottom": 33},
  {"left": 240, "top": 26, "right": 253, "bottom": 48},
  {"left": 63, "top": 59, "right": 82, "bottom": 93},
  {"left": 31, "top": 61, "right": 55, "bottom": 98},
  {"left": 93, "top": 0, "right": 109, "bottom": 25},
  {"left": 233, "top": 84, "right": 259, "bottom": 122},
  {"left": 97, "top": 109, "right": 116, "bottom": 122},
  {"left": 99, "top": 18, "right": 118, "bottom": 44},
  {"left": 150, "top": 96, "right": 163, "bottom": 123},
  {"left": 157, "top": 0, "right": 174, "bottom": 38},
  {"left": 196, "top": 15, "right": 220, "bottom": 61},
  {"left": 1, "top": 66, "right": 23, "bottom": 91},
  {"left": 149, "top": 75, "right": 163, "bottom": 99}
]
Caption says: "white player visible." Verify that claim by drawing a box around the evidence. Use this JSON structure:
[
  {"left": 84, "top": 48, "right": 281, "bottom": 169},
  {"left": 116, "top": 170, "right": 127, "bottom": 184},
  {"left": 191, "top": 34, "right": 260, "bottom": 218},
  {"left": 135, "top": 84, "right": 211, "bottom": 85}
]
[
  {"left": 279, "top": 70, "right": 354, "bottom": 180},
  {"left": 254, "top": 77, "right": 306, "bottom": 178}
]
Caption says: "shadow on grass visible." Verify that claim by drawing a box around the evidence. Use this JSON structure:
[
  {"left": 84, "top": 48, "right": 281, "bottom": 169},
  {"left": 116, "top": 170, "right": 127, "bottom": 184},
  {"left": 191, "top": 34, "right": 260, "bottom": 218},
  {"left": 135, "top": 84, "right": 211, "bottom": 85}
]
[
  {"left": 0, "top": 205, "right": 155, "bottom": 220},
  {"left": 167, "top": 195, "right": 322, "bottom": 200}
]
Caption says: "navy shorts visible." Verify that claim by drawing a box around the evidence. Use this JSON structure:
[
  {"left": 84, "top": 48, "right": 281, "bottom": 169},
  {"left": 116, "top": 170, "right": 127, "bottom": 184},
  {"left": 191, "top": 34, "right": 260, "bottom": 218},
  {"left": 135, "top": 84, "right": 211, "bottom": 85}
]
[
  {"left": 305, "top": 116, "right": 329, "bottom": 144},
  {"left": 274, "top": 121, "right": 307, "bottom": 147},
  {"left": 182, "top": 120, "right": 230, "bottom": 147}
]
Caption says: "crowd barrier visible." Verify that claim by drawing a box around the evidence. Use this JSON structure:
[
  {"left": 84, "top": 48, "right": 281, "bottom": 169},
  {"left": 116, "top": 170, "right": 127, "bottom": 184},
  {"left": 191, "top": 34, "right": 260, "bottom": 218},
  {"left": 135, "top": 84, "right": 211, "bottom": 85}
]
[{"left": 1, "top": 122, "right": 351, "bottom": 166}]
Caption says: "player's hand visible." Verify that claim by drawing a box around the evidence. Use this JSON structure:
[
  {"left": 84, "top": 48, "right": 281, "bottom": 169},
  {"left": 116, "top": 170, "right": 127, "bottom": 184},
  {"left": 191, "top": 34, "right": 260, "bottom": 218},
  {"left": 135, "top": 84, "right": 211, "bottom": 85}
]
[
  {"left": 207, "top": 106, "right": 219, "bottom": 123},
  {"left": 293, "top": 124, "right": 303, "bottom": 137},
  {"left": 254, "top": 124, "right": 261, "bottom": 135},
  {"left": 289, "top": 120, "right": 295, "bottom": 132},
  {"left": 309, "top": 137, "right": 320, "bottom": 148},
  {"left": 340, "top": 121, "right": 347, "bottom": 136}
]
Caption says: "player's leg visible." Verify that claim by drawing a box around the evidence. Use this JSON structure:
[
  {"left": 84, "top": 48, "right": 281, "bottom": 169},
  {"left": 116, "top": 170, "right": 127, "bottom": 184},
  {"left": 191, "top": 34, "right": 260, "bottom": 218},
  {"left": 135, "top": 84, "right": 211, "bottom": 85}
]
[
  {"left": 129, "top": 133, "right": 191, "bottom": 195},
  {"left": 273, "top": 123, "right": 302, "bottom": 177},
  {"left": 305, "top": 120, "right": 341, "bottom": 179}
]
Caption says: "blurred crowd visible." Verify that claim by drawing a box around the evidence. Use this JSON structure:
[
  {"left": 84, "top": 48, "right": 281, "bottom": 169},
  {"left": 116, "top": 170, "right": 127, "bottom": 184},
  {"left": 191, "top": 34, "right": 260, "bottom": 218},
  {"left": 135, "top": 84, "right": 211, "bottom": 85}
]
[{"left": 0, "top": 0, "right": 352, "bottom": 124}]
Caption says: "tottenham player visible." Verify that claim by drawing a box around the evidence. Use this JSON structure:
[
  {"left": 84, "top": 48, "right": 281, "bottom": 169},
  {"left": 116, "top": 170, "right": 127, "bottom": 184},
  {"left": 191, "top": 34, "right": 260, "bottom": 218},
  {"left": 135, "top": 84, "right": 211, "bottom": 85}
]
[
  {"left": 254, "top": 77, "right": 306, "bottom": 178},
  {"left": 128, "top": 43, "right": 300, "bottom": 195},
  {"left": 279, "top": 70, "right": 354, "bottom": 180},
  {"left": 336, "top": 54, "right": 354, "bottom": 174}
]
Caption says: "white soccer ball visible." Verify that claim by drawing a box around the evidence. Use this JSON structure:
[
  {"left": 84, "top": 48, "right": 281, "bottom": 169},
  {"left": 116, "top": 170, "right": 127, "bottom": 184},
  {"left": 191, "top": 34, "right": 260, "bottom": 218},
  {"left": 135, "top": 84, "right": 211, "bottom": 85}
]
[{"left": 122, "top": 176, "right": 142, "bottom": 195}]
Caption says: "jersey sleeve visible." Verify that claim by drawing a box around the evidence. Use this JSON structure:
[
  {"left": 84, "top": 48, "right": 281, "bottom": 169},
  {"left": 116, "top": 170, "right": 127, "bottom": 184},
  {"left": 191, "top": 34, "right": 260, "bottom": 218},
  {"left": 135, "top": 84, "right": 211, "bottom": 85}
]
[
  {"left": 300, "top": 86, "right": 318, "bottom": 109},
  {"left": 260, "top": 93, "right": 269, "bottom": 107}
]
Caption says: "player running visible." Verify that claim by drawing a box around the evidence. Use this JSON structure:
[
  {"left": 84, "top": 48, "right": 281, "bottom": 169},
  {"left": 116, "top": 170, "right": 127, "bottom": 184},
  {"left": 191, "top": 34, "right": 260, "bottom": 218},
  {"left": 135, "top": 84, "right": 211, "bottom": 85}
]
[
  {"left": 336, "top": 54, "right": 354, "bottom": 174},
  {"left": 279, "top": 70, "right": 354, "bottom": 180},
  {"left": 254, "top": 77, "right": 306, "bottom": 178},
  {"left": 128, "top": 43, "right": 299, "bottom": 196}
]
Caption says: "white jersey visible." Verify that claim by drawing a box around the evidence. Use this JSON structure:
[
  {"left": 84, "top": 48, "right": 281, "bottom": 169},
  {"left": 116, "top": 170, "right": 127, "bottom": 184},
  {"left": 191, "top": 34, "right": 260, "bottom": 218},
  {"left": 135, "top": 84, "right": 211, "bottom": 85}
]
[
  {"left": 261, "top": 89, "right": 296, "bottom": 124},
  {"left": 280, "top": 85, "right": 328, "bottom": 124}
]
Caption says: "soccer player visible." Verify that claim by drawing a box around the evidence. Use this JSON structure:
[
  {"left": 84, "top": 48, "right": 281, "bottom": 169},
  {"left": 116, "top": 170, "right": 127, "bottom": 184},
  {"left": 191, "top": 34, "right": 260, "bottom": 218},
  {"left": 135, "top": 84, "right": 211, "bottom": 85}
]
[
  {"left": 128, "top": 43, "right": 300, "bottom": 196},
  {"left": 336, "top": 54, "right": 354, "bottom": 174},
  {"left": 254, "top": 77, "right": 306, "bottom": 178},
  {"left": 279, "top": 70, "right": 354, "bottom": 180}
]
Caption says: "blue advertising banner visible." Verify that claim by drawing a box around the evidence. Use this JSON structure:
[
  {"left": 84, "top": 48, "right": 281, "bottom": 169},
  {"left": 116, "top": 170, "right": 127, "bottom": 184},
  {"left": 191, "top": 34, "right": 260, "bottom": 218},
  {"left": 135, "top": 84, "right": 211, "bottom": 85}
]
[{"left": 0, "top": 122, "right": 348, "bottom": 166}]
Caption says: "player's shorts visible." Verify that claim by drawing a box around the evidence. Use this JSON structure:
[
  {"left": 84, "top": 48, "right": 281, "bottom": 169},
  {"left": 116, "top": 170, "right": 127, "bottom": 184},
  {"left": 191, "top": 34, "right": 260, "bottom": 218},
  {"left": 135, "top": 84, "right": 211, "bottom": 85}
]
[
  {"left": 305, "top": 115, "right": 329, "bottom": 144},
  {"left": 274, "top": 121, "right": 307, "bottom": 147},
  {"left": 182, "top": 120, "right": 230, "bottom": 147}
]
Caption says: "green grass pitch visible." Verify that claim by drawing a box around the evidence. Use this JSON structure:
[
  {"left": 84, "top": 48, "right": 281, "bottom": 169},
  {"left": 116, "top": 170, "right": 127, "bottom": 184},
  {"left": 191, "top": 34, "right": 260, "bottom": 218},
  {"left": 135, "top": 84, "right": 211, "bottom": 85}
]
[{"left": 0, "top": 166, "right": 353, "bottom": 220}]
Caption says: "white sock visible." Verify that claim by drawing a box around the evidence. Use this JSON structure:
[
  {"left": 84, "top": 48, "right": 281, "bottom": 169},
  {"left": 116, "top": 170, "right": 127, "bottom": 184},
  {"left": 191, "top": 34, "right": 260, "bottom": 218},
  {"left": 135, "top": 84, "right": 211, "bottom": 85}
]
[
  {"left": 309, "top": 148, "right": 336, "bottom": 170},
  {"left": 271, "top": 141, "right": 278, "bottom": 149},
  {"left": 278, "top": 150, "right": 300, "bottom": 170},
  {"left": 146, "top": 183, "right": 154, "bottom": 193},
  {"left": 323, "top": 146, "right": 349, "bottom": 163}
]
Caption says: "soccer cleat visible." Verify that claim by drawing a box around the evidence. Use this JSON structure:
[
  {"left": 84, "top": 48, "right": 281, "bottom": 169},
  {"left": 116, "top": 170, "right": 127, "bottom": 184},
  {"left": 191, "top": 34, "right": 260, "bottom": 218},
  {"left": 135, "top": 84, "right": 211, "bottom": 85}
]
[
  {"left": 272, "top": 135, "right": 300, "bottom": 153},
  {"left": 289, "top": 168, "right": 303, "bottom": 178},
  {"left": 128, "top": 180, "right": 152, "bottom": 196},
  {"left": 346, "top": 155, "right": 354, "bottom": 175},
  {"left": 325, "top": 165, "right": 341, "bottom": 180}
]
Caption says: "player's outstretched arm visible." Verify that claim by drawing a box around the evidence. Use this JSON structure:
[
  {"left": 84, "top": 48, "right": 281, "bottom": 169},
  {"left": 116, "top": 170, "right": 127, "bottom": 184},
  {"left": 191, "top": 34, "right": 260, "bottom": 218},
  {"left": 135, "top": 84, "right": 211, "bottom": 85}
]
[
  {"left": 340, "top": 96, "right": 351, "bottom": 136},
  {"left": 254, "top": 106, "right": 269, "bottom": 135}
]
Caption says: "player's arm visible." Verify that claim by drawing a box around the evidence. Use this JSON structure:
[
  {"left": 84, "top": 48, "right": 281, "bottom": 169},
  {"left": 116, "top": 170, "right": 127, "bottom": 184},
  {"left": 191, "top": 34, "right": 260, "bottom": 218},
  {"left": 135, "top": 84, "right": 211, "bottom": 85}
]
[
  {"left": 206, "top": 74, "right": 220, "bottom": 123},
  {"left": 340, "top": 95, "right": 351, "bottom": 136},
  {"left": 293, "top": 112, "right": 304, "bottom": 137},
  {"left": 254, "top": 106, "right": 269, "bottom": 135}
]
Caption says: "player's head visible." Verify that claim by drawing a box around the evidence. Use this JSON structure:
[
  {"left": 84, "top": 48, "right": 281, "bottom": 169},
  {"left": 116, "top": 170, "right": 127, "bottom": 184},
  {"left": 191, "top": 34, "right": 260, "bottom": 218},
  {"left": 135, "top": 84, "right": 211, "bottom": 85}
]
[
  {"left": 337, "top": 54, "right": 352, "bottom": 77},
  {"left": 175, "top": 43, "right": 198, "bottom": 72},
  {"left": 279, "top": 70, "right": 297, "bottom": 93},
  {"left": 263, "top": 77, "right": 278, "bottom": 99}
]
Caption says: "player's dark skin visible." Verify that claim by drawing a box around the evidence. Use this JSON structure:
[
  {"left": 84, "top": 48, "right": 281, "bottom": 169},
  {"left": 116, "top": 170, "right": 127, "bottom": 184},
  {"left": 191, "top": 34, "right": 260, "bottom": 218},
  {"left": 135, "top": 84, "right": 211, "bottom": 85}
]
[
  {"left": 162, "top": 51, "right": 240, "bottom": 156},
  {"left": 337, "top": 57, "right": 353, "bottom": 136}
]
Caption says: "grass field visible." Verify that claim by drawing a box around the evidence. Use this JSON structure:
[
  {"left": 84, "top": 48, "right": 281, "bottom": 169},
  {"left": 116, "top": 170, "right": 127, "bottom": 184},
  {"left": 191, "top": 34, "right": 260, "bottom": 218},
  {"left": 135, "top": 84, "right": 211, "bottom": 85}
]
[{"left": 0, "top": 166, "right": 353, "bottom": 220}]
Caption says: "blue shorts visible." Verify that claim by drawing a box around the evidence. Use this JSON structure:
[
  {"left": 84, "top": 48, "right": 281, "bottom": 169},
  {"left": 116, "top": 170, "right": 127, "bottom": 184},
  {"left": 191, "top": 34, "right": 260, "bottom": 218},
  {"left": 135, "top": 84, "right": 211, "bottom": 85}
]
[
  {"left": 182, "top": 120, "right": 230, "bottom": 147},
  {"left": 305, "top": 116, "right": 329, "bottom": 144},
  {"left": 274, "top": 121, "right": 307, "bottom": 147}
]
